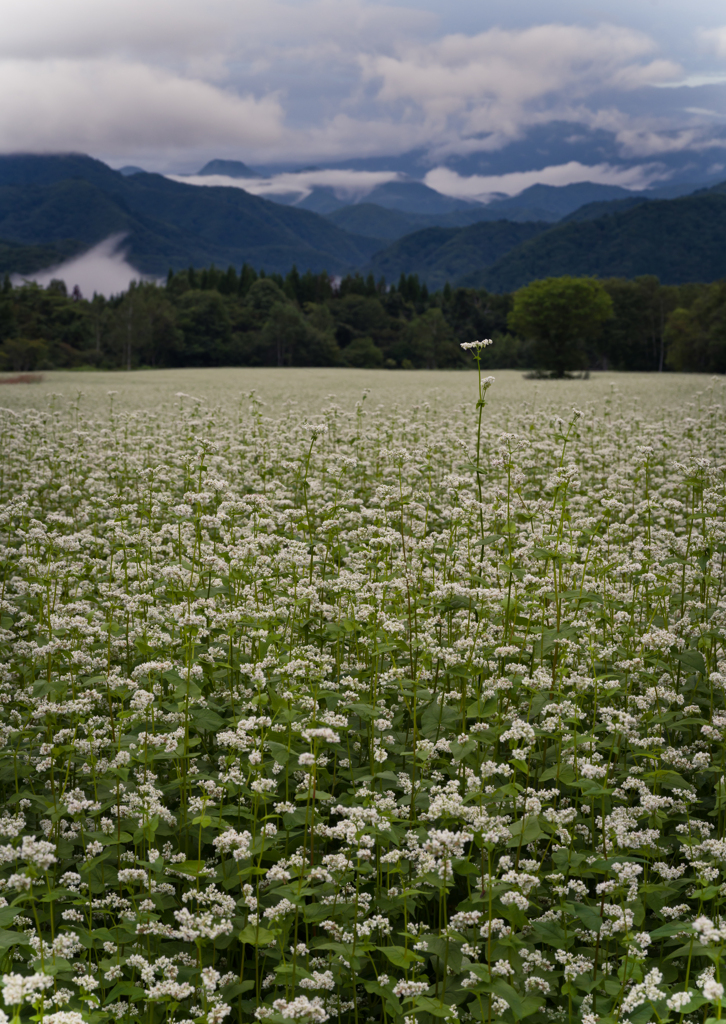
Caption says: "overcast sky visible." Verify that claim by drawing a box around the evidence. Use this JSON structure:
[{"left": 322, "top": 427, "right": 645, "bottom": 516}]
[{"left": 4, "top": 0, "right": 726, "bottom": 190}]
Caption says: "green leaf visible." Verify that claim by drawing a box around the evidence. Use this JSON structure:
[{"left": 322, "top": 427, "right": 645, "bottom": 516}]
[
  {"left": 220, "top": 981, "right": 256, "bottom": 999},
  {"left": 0, "top": 929, "right": 28, "bottom": 949},
  {"left": 451, "top": 739, "right": 477, "bottom": 760},
  {"left": 105, "top": 983, "right": 146, "bottom": 1004},
  {"left": 421, "top": 935, "right": 463, "bottom": 973},
  {"left": 411, "top": 996, "right": 452, "bottom": 1017},
  {"left": 190, "top": 708, "right": 226, "bottom": 730},
  {"left": 531, "top": 921, "right": 571, "bottom": 948},
  {"left": 567, "top": 901, "right": 602, "bottom": 932},
  {"left": 347, "top": 703, "right": 377, "bottom": 720},
  {"left": 166, "top": 860, "right": 207, "bottom": 876},
  {"left": 491, "top": 980, "right": 544, "bottom": 1020},
  {"left": 507, "top": 814, "right": 543, "bottom": 846},
  {"left": 378, "top": 945, "right": 425, "bottom": 968},
  {"left": 650, "top": 921, "right": 691, "bottom": 939},
  {"left": 238, "top": 923, "right": 276, "bottom": 946},
  {"left": 420, "top": 702, "right": 460, "bottom": 737},
  {"left": 676, "top": 650, "right": 705, "bottom": 674},
  {"left": 267, "top": 742, "right": 291, "bottom": 765},
  {"left": 643, "top": 769, "right": 693, "bottom": 792}
]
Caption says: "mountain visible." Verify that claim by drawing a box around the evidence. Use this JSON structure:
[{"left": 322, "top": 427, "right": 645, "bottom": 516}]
[
  {"left": 550, "top": 180, "right": 711, "bottom": 226},
  {"left": 326, "top": 179, "right": 710, "bottom": 239},
  {"left": 118, "top": 166, "right": 145, "bottom": 177},
  {"left": 0, "top": 153, "right": 384, "bottom": 277},
  {"left": 325, "top": 202, "right": 530, "bottom": 240},
  {"left": 196, "top": 159, "right": 262, "bottom": 178},
  {"left": 471, "top": 192, "right": 726, "bottom": 292},
  {"left": 559, "top": 196, "right": 652, "bottom": 224},
  {"left": 0, "top": 237, "right": 85, "bottom": 276},
  {"left": 364, "top": 220, "right": 550, "bottom": 291},
  {"left": 358, "top": 186, "right": 726, "bottom": 292},
  {"left": 485, "top": 182, "right": 639, "bottom": 219},
  {"left": 326, "top": 203, "right": 431, "bottom": 239},
  {"left": 289, "top": 179, "right": 479, "bottom": 217}
]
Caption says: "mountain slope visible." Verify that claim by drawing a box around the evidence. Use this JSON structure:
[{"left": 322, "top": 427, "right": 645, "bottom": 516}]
[
  {"left": 364, "top": 220, "right": 550, "bottom": 290},
  {"left": 0, "top": 154, "right": 384, "bottom": 276},
  {"left": 197, "top": 159, "right": 261, "bottom": 178},
  {"left": 0, "top": 237, "right": 85, "bottom": 276},
  {"left": 559, "top": 196, "right": 651, "bottom": 224},
  {"left": 486, "top": 182, "right": 639, "bottom": 219},
  {"left": 325, "top": 203, "right": 516, "bottom": 240},
  {"left": 292, "top": 179, "right": 478, "bottom": 216},
  {"left": 472, "top": 193, "right": 726, "bottom": 292}
]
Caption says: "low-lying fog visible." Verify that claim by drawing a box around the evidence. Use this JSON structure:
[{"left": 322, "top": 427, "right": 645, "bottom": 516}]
[{"left": 12, "top": 235, "right": 146, "bottom": 298}]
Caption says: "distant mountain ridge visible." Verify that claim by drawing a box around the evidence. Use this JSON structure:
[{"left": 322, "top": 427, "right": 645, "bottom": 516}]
[
  {"left": 360, "top": 182, "right": 726, "bottom": 291},
  {"left": 0, "top": 153, "right": 382, "bottom": 277},
  {"left": 475, "top": 191, "right": 726, "bottom": 291},
  {"left": 2, "top": 153, "right": 726, "bottom": 291},
  {"left": 325, "top": 203, "right": 500, "bottom": 239},
  {"left": 322, "top": 179, "right": 705, "bottom": 240},
  {"left": 197, "top": 159, "right": 262, "bottom": 179},
  {"left": 364, "top": 221, "right": 551, "bottom": 291}
]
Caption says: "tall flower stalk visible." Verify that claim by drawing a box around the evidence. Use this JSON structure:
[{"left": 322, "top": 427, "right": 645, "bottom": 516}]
[{"left": 460, "top": 338, "right": 495, "bottom": 562}]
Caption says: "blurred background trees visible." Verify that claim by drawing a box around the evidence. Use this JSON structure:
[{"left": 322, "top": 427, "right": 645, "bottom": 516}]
[
  {"left": 1, "top": 263, "right": 724, "bottom": 374},
  {"left": 507, "top": 276, "right": 613, "bottom": 377}
]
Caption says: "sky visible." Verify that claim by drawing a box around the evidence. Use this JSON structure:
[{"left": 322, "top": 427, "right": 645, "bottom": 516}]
[{"left": 4, "top": 0, "right": 726, "bottom": 197}]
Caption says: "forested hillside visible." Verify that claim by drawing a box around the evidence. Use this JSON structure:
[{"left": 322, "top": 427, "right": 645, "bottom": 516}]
[
  {"left": 474, "top": 193, "right": 726, "bottom": 290},
  {"left": 0, "top": 154, "right": 382, "bottom": 276},
  {"left": 365, "top": 220, "right": 550, "bottom": 290}
]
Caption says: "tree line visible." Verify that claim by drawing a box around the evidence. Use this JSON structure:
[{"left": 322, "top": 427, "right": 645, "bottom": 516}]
[{"left": 0, "top": 263, "right": 724, "bottom": 375}]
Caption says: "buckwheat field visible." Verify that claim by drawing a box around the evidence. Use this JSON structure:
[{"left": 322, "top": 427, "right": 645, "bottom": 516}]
[{"left": 0, "top": 363, "right": 725, "bottom": 1024}]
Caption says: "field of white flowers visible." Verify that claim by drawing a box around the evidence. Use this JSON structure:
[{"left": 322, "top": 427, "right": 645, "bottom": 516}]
[{"left": 0, "top": 365, "right": 725, "bottom": 1024}]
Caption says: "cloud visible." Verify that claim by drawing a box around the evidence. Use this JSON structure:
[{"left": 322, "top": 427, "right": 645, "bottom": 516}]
[
  {"left": 0, "top": 0, "right": 228, "bottom": 63},
  {"left": 175, "top": 162, "right": 666, "bottom": 208},
  {"left": 12, "top": 235, "right": 147, "bottom": 297},
  {"left": 0, "top": 0, "right": 434, "bottom": 67},
  {"left": 170, "top": 168, "right": 404, "bottom": 201},
  {"left": 0, "top": 59, "right": 284, "bottom": 157},
  {"left": 612, "top": 124, "right": 726, "bottom": 157},
  {"left": 697, "top": 26, "right": 726, "bottom": 61},
  {"left": 424, "top": 161, "right": 672, "bottom": 200},
  {"left": 361, "top": 24, "right": 681, "bottom": 150},
  {"left": 0, "top": 0, "right": 714, "bottom": 172},
  {"left": 0, "top": 0, "right": 439, "bottom": 164}
]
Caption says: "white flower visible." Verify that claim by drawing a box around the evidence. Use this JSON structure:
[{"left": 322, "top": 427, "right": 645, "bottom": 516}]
[
  {"left": 460, "top": 339, "right": 494, "bottom": 350},
  {"left": 702, "top": 979, "right": 724, "bottom": 1002}
]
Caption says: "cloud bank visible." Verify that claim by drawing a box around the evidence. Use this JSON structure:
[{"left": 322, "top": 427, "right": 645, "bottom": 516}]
[
  {"left": 361, "top": 24, "right": 681, "bottom": 155},
  {"left": 170, "top": 160, "right": 674, "bottom": 208},
  {"left": 2, "top": 0, "right": 726, "bottom": 189},
  {"left": 0, "top": 60, "right": 284, "bottom": 157},
  {"left": 424, "top": 161, "right": 673, "bottom": 201},
  {"left": 169, "top": 168, "right": 404, "bottom": 201},
  {"left": 13, "top": 235, "right": 147, "bottom": 298},
  {"left": 0, "top": 0, "right": 712, "bottom": 167}
]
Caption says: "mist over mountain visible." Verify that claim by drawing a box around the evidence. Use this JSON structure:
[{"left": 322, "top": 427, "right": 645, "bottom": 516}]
[
  {"left": 197, "top": 160, "right": 262, "bottom": 179},
  {"left": 2, "top": 152, "right": 726, "bottom": 297},
  {"left": 0, "top": 153, "right": 382, "bottom": 278}
]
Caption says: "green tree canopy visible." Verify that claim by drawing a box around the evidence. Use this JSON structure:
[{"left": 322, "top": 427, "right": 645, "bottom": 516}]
[
  {"left": 401, "top": 307, "right": 458, "bottom": 369},
  {"left": 664, "top": 282, "right": 726, "bottom": 374},
  {"left": 508, "top": 276, "right": 613, "bottom": 377}
]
